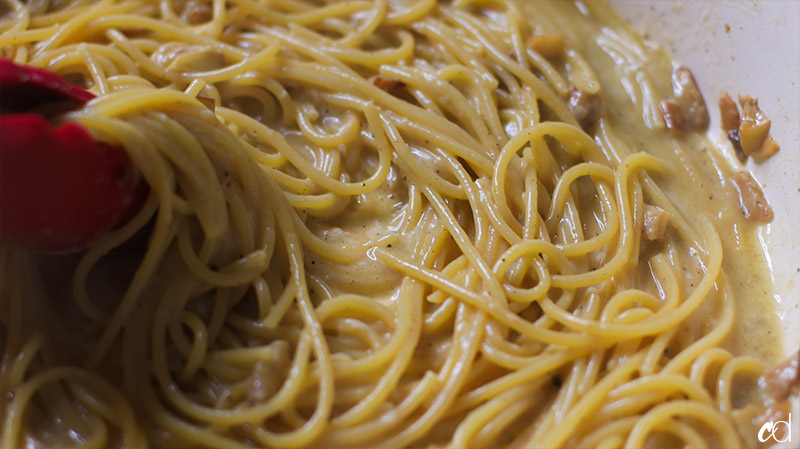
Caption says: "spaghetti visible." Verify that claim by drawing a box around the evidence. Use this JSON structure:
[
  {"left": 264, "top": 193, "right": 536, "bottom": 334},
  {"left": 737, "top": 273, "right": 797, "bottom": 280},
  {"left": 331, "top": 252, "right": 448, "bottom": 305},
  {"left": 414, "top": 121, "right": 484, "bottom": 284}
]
[{"left": 0, "top": 1, "right": 790, "bottom": 448}]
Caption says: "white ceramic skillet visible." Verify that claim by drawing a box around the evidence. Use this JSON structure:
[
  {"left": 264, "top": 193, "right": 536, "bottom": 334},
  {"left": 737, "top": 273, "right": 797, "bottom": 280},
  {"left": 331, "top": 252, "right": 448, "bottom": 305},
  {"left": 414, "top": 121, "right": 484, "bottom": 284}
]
[{"left": 609, "top": 0, "right": 800, "bottom": 444}]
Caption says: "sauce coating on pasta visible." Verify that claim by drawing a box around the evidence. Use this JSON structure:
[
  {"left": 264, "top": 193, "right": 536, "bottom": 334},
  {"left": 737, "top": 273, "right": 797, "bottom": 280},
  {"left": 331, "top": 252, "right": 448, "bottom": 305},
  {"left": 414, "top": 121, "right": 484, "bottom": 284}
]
[{"left": 0, "top": 1, "right": 792, "bottom": 448}]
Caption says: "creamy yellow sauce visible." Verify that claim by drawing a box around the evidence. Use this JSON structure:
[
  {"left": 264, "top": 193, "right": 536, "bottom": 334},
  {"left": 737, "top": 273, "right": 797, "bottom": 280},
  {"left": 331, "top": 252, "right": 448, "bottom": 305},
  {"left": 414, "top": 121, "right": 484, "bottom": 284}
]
[
  {"left": 299, "top": 0, "right": 785, "bottom": 367},
  {"left": 2, "top": 1, "right": 791, "bottom": 448},
  {"left": 521, "top": 0, "right": 784, "bottom": 364}
]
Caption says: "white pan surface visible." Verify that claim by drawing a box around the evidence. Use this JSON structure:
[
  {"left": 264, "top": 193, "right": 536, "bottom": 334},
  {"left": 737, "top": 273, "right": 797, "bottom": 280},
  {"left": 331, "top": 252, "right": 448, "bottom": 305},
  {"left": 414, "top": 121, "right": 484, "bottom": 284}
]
[
  {"left": 610, "top": 2, "right": 800, "bottom": 444},
  {"left": 609, "top": 0, "right": 800, "bottom": 354}
]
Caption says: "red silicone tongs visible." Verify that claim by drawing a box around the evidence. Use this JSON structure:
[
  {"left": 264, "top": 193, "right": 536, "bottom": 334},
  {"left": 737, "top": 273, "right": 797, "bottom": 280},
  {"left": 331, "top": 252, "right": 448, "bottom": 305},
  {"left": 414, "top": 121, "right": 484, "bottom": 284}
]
[{"left": 0, "top": 59, "right": 147, "bottom": 252}]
